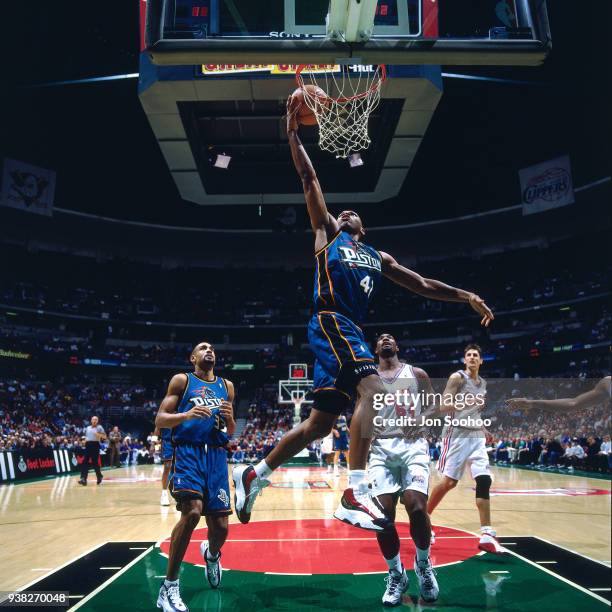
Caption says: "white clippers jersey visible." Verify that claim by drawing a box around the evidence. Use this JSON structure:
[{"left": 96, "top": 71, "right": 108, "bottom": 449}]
[
  {"left": 374, "top": 363, "right": 424, "bottom": 440},
  {"left": 444, "top": 370, "right": 487, "bottom": 432}
]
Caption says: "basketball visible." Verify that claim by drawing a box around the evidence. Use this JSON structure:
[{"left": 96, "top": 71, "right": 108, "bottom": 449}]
[{"left": 291, "top": 85, "right": 328, "bottom": 126}]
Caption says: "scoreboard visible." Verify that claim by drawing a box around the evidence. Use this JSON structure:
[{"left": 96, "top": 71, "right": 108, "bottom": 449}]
[{"left": 161, "top": 0, "right": 421, "bottom": 39}]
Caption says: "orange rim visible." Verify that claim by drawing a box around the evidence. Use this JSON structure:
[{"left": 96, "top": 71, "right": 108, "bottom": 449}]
[{"left": 295, "top": 64, "right": 386, "bottom": 104}]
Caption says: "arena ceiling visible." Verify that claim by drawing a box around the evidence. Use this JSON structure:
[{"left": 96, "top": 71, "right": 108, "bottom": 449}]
[{"left": 0, "top": 1, "right": 610, "bottom": 230}]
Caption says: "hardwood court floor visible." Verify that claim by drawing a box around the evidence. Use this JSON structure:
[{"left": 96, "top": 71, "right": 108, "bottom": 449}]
[{"left": 0, "top": 463, "right": 609, "bottom": 596}]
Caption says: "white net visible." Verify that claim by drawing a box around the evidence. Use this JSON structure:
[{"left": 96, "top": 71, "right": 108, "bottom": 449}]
[{"left": 296, "top": 64, "right": 386, "bottom": 159}]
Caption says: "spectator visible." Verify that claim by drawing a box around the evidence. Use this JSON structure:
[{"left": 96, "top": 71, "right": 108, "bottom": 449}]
[{"left": 108, "top": 426, "right": 122, "bottom": 467}]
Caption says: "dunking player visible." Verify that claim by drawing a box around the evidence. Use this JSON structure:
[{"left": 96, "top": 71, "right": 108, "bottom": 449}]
[
  {"left": 232, "top": 96, "right": 494, "bottom": 532},
  {"left": 333, "top": 414, "right": 350, "bottom": 475},
  {"left": 428, "top": 344, "right": 503, "bottom": 553},
  {"left": 370, "top": 334, "right": 438, "bottom": 605},
  {"left": 155, "top": 342, "right": 235, "bottom": 612},
  {"left": 153, "top": 426, "right": 173, "bottom": 506}
]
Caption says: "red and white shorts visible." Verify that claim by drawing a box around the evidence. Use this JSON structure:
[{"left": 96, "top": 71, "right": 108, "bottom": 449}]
[{"left": 437, "top": 429, "right": 491, "bottom": 482}]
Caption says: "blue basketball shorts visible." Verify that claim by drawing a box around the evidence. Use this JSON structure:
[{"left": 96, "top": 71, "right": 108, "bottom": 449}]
[
  {"left": 169, "top": 444, "right": 232, "bottom": 516},
  {"left": 334, "top": 434, "right": 349, "bottom": 451},
  {"left": 308, "top": 311, "right": 378, "bottom": 412},
  {"left": 161, "top": 430, "right": 173, "bottom": 462}
]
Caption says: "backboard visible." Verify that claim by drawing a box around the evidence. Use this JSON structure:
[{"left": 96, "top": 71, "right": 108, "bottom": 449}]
[
  {"left": 278, "top": 379, "right": 314, "bottom": 405},
  {"left": 279, "top": 364, "right": 313, "bottom": 405},
  {"left": 143, "top": 0, "right": 551, "bottom": 66}
]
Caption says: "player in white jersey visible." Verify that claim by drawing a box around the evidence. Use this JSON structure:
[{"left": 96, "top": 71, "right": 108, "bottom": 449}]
[
  {"left": 427, "top": 344, "right": 503, "bottom": 554},
  {"left": 369, "top": 334, "right": 439, "bottom": 605}
]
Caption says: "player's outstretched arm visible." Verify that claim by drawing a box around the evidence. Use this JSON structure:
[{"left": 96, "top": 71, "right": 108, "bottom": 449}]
[
  {"left": 155, "top": 373, "right": 211, "bottom": 429},
  {"left": 506, "top": 376, "right": 611, "bottom": 411},
  {"left": 379, "top": 251, "right": 494, "bottom": 327},
  {"left": 286, "top": 96, "right": 338, "bottom": 249}
]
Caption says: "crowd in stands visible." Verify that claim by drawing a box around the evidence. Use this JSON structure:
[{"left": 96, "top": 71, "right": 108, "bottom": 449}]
[
  {"left": 227, "top": 386, "right": 295, "bottom": 463},
  {"left": 2, "top": 373, "right": 610, "bottom": 474},
  {"left": 2, "top": 243, "right": 609, "bottom": 328},
  {"left": 0, "top": 379, "right": 158, "bottom": 455},
  {"left": 484, "top": 391, "right": 611, "bottom": 473},
  {"left": 489, "top": 433, "right": 611, "bottom": 472},
  {"left": 2, "top": 306, "right": 609, "bottom": 374}
]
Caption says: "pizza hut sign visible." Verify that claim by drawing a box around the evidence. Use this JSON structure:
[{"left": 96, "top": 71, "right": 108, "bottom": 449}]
[{"left": 520, "top": 155, "right": 575, "bottom": 215}]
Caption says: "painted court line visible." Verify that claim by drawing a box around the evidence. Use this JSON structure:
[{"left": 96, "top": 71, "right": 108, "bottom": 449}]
[
  {"left": 503, "top": 548, "right": 609, "bottom": 606},
  {"left": 265, "top": 572, "right": 312, "bottom": 576},
  {"left": 182, "top": 536, "right": 477, "bottom": 543},
  {"left": 536, "top": 561, "right": 558, "bottom": 565},
  {"left": 525, "top": 535, "right": 612, "bottom": 568},
  {"left": 17, "top": 542, "right": 108, "bottom": 591},
  {"left": 70, "top": 546, "right": 153, "bottom": 611}
]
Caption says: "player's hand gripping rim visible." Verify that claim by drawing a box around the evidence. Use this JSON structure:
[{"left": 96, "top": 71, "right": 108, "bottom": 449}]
[{"left": 468, "top": 293, "right": 494, "bottom": 327}]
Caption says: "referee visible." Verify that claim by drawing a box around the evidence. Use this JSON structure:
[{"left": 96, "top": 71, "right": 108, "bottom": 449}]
[{"left": 78, "top": 416, "right": 106, "bottom": 486}]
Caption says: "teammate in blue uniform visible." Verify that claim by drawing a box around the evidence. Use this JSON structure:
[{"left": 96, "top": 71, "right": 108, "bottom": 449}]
[
  {"left": 155, "top": 342, "right": 235, "bottom": 612},
  {"left": 233, "top": 96, "right": 494, "bottom": 532},
  {"left": 333, "top": 415, "right": 350, "bottom": 475}
]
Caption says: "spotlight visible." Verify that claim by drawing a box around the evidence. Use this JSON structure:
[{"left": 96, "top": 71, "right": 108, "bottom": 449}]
[
  {"left": 214, "top": 154, "right": 231, "bottom": 169},
  {"left": 348, "top": 153, "right": 364, "bottom": 168}
]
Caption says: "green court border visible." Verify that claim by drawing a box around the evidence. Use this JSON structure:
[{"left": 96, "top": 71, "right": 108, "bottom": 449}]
[{"left": 70, "top": 545, "right": 610, "bottom": 611}]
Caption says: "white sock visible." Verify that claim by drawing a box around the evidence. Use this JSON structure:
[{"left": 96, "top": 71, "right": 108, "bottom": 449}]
[
  {"left": 349, "top": 469, "right": 366, "bottom": 489},
  {"left": 164, "top": 578, "right": 178, "bottom": 587},
  {"left": 385, "top": 553, "right": 403, "bottom": 574},
  {"left": 254, "top": 460, "right": 273, "bottom": 479},
  {"left": 481, "top": 525, "right": 496, "bottom": 536},
  {"left": 415, "top": 545, "right": 430, "bottom": 562}
]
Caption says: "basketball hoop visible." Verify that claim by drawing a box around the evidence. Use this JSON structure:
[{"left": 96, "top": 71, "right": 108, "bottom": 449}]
[{"left": 296, "top": 64, "right": 386, "bottom": 159}]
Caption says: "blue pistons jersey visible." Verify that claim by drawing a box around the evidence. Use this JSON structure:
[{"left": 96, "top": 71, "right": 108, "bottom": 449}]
[
  {"left": 172, "top": 373, "right": 229, "bottom": 447},
  {"left": 313, "top": 231, "right": 382, "bottom": 325}
]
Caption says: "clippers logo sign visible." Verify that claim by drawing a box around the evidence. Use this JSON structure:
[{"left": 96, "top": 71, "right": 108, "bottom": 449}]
[
  {"left": 190, "top": 387, "right": 222, "bottom": 409},
  {"left": 338, "top": 246, "right": 381, "bottom": 272},
  {"left": 519, "top": 155, "right": 575, "bottom": 215},
  {"left": 1, "top": 158, "right": 56, "bottom": 217}
]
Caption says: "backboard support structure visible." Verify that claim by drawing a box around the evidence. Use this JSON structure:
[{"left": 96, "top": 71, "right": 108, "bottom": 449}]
[{"left": 143, "top": 0, "right": 551, "bottom": 66}]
